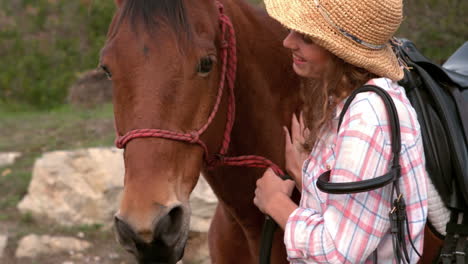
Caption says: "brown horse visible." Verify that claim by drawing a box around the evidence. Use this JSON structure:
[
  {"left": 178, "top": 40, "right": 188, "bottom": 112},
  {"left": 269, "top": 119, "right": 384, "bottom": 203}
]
[
  {"left": 100, "top": 0, "right": 300, "bottom": 263},
  {"left": 100, "top": 0, "right": 442, "bottom": 263}
]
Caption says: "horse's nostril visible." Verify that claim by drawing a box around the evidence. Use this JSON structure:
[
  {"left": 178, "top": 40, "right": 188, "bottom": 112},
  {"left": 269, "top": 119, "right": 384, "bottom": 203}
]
[
  {"left": 114, "top": 208, "right": 187, "bottom": 264},
  {"left": 155, "top": 206, "right": 184, "bottom": 246},
  {"left": 114, "top": 216, "right": 139, "bottom": 253},
  {"left": 168, "top": 206, "right": 184, "bottom": 233}
]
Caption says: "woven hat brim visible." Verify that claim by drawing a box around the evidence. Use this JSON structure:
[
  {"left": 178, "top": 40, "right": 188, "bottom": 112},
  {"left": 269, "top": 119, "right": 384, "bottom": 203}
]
[{"left": 265, "top": 0, "right": 404, "bottom": 81}]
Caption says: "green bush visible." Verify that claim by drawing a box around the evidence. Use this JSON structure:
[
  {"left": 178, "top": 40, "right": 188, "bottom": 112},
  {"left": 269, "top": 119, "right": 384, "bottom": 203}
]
[
  {"left": 398, "top": 0, "right": 468, "bottom": 64},
  {"left": 0, "top": 0, "right": 115, "bottom": 109}
]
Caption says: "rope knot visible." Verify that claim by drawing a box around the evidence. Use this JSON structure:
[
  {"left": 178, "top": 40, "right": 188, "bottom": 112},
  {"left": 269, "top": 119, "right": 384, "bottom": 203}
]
[
  {"left": 189, "top": 131, "right": 200, "bottom": 144},
  {"left": 206, "top": 153, "right": 224, "bottom": 168},
  {"left": 214, "top": 153, "right": 225, "bottom": 163}
]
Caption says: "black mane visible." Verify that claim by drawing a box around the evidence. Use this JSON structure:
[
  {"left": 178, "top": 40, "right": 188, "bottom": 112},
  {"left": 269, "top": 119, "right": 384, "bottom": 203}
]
[{"left": 119, "top": 0, "right": 191, "bottom": 37}]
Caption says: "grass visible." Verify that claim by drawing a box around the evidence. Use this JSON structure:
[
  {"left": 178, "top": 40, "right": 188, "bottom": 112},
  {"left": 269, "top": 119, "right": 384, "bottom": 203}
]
[
  {"left": 51, "top": 223, "right": 105, "bottom": 234},
  {"left": 0, "top": 103, "right": 114, "bottom": 152}
]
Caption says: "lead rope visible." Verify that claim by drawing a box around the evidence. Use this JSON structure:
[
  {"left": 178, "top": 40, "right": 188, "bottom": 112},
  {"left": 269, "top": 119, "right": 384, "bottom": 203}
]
[{"left": 205, "top": 2, "right": 285, "bottom": 176}]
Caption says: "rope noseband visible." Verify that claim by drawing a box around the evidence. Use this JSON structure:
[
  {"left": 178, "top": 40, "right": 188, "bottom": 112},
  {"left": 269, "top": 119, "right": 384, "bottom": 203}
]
[{"left": 115, "top": 1, "right": 284, "bottom": 176}]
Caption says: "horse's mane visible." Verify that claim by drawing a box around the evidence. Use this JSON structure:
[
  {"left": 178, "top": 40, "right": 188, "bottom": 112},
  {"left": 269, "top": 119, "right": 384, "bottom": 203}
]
[{"left": 117, "top": 0, "right": 192, "bottom": 39}]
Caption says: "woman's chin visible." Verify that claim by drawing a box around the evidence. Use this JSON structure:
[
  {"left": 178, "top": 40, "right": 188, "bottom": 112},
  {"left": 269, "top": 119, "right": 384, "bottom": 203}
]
[
  {"left": 293, "top": 63, "right": 320, "bottom": 79},
  {"left": 293, "top": 64, "right": 315, "bottom": 78}
]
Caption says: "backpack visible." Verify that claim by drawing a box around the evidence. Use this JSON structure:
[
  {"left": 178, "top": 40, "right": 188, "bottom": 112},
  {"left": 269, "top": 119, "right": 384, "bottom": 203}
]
[
  {"left": 395, "top": 39, "right": 468, "bottom": 211},
  {"left": 395, "top": 38, "right": 468, "bottom": 262}
]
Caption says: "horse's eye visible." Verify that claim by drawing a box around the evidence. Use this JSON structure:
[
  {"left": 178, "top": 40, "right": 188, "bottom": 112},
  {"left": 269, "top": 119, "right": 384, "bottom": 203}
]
[
  {"left": 197, "top": 55, "right": 216, "bottom": 77},
  {"left": 100, "top": 65, "right": 112, "bottom": 80}
]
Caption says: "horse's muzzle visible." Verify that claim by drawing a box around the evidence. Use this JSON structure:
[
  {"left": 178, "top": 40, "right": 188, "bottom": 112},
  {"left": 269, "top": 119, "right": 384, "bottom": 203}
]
[{"left": 114, "top": 205, "right": 190, "bottom": 264}]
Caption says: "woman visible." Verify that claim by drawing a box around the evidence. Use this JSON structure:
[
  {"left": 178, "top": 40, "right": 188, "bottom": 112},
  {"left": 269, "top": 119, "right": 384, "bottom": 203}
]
[{"left": 253, "top": 0, "right": 430, "bottom": 263}]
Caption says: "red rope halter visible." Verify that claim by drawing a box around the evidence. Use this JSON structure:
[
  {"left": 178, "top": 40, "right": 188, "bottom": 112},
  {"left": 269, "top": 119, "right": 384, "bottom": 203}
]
[{"left": 115, "top": 1, "right": 285, "bottom": 177}]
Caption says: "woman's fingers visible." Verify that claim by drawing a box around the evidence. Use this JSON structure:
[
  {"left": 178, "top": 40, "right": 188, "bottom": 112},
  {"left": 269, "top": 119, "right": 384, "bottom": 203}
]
[
  {"left": 283, "top": 126, "right": 293, "bottom": 148},
  {"left": 299, "top": 111, "right": 305, "bottom": 135},
  {"left": 291, "top": 113, "right": 301, "bottom": 142},
  {"left": 299, "top": 111, "right": 310, "bottom": 139},
  {"left": 299, "top": 111, "right": 306, "bottom": 136}
]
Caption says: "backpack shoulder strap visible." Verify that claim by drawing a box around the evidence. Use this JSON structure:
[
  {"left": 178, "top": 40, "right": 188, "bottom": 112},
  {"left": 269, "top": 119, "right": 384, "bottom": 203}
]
[
  {"left": 316, "top": 84, "right": 401, "bottom": 194},
  {"left": 317, "top": 84, "right": 419, "bottom": 262}
]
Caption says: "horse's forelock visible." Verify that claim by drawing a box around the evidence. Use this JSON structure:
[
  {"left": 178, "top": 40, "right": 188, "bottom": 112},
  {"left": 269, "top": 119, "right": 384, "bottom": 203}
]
[{"left": 118, "top": 0, "right": 192, "bottom": 40}]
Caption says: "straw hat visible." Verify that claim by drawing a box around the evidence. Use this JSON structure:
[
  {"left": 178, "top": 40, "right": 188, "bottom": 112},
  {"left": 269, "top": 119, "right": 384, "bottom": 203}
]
[{"left": 265, "top": 0, "right": 404, "bottom": 81}]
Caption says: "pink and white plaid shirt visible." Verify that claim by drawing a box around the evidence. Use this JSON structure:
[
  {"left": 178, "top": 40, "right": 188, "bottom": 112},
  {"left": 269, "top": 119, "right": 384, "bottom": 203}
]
[{"left": 284, "top": 78, "right": 428, "bottom": 263}]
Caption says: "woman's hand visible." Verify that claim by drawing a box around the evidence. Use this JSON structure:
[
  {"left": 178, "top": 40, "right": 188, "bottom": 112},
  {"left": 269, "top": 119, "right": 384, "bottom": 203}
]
[
  {"left": 254, "top": 168, "right": 295, "bottom": 214},
  {"left": 254, "top": 168, "right": 298, "bottom": 229},
  {"left": 284, "top": 112, "right": 310, "bottom": 189}
]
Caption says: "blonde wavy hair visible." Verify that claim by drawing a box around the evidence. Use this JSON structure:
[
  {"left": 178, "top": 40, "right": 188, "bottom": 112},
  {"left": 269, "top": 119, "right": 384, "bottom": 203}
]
[{"left": 301, "top": 54, "right": 377, "bottom": 151}]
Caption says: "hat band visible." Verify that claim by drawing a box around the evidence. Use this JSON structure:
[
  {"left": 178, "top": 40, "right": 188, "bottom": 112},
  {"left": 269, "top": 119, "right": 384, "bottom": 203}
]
[{"left": 314, "top": 0, "right": 387, "bottom": 50}]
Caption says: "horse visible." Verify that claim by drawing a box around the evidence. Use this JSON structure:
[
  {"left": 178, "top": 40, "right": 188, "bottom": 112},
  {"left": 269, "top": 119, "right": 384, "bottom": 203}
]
[
  {"left": 100, "top": 0, "right": 301, "bottom": 263},
  {"left": 100, "top": 0, "right": 443, "bottom": 263}
]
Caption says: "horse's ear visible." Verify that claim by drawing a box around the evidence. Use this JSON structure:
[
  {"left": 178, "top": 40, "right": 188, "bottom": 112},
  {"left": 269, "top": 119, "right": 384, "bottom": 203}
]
[{"left": 114, "top": 0, "right": 123, "bottom": 7}]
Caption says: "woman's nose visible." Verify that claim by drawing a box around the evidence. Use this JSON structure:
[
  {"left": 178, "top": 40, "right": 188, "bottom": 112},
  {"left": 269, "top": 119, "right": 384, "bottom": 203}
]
[{"left": 283, "top": 31, "right": 299, "bottom": 50}]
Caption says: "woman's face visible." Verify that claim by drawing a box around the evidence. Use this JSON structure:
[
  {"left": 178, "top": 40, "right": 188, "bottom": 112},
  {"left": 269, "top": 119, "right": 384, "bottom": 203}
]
[{"left": 283, "top": 30, "right": 332, "bottom": 79}]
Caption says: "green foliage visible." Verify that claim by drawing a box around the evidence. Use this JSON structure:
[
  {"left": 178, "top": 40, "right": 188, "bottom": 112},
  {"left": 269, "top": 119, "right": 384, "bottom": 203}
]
[
  {"left": 398, "top": 0, "right": 468, "bottom": 64},
  {"left": 0, "top": 193, "right": 22, "bottom": 209},
  {"left": 0, "top": 0, "right": 115, "bottom": 109},
  {"left": 20, "top": 212, "right": 35, "bottom": 224},
  {"left": 74, "top": 223, "right": 104, "bottom": 233}
]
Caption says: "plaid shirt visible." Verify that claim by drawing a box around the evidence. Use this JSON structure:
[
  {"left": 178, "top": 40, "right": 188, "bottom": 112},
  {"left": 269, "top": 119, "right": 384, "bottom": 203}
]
[{"left": 284, "top": 78, "right": 428, "bottom": 263}]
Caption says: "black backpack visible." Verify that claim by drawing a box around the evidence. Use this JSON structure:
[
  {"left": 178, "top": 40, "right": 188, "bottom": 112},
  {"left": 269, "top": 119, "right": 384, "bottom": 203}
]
[
  {"left": 395, "top": 39, "right": 468, "bottom": 262},
  {"left": 395, "top": 39, "right": 468, "bottom": 211}
]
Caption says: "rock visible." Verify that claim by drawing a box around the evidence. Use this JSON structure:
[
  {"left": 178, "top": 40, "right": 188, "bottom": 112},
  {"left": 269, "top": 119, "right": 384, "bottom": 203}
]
[
  {"left": 17, "top": 147, "right": 218, "bottom": 230},
  {"left": 15, "top": 234, "right": 91, "bottom": 258},
  {"left": 190, "top": 176, "right": 217, "bottom": 233},
  {"left": 0, "top": 235, "right": 7, "bottom": 258},
  {"left": 70, "top": 252, "right": 84, "bottom": 259},
  {"left": 0, "top": 152, "right": 21, "bottom": 167},
  {"left": 18, "top": 147, "right": 218, "bottom": 230},
  {"left": 183, "top": 232, "right": 210, "bottom": 264},
  {"left": 67, "top": 69, "right": 113, "bottom": 108},
  {"left": 17, "top": 148, "right": 124, "bottom": 227},
  {"left": 17, "top": 147, "right": 217, "bottom": 262}
]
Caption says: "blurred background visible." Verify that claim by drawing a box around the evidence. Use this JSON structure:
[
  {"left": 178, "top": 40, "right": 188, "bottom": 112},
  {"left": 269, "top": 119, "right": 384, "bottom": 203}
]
[{"left": 0, "top": 0, "right": 467, "bottom": 263}]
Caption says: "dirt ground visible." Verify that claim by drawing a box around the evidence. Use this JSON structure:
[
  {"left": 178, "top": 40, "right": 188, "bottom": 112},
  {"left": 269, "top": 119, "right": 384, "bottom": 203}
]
[
  {"left": 0, "top": 188, "right": 137, "bottom": 264},
  {"left": 1, "top": 213, "right": 208, "bottom": 264}
]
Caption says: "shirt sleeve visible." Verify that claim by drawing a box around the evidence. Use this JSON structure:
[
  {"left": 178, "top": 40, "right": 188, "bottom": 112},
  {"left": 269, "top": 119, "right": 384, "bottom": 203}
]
[{"left": 284, "top": 97, "right": 394, "bottom": 263}]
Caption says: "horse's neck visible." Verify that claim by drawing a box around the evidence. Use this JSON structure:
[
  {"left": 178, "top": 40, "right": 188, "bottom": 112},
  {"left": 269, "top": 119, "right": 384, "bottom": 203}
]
[
  {"left": 200, "top": 2, "right": 300, "bottom": 234},
  {"left": 225, "top": 0, "right": 300, "bottom": 165}
]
